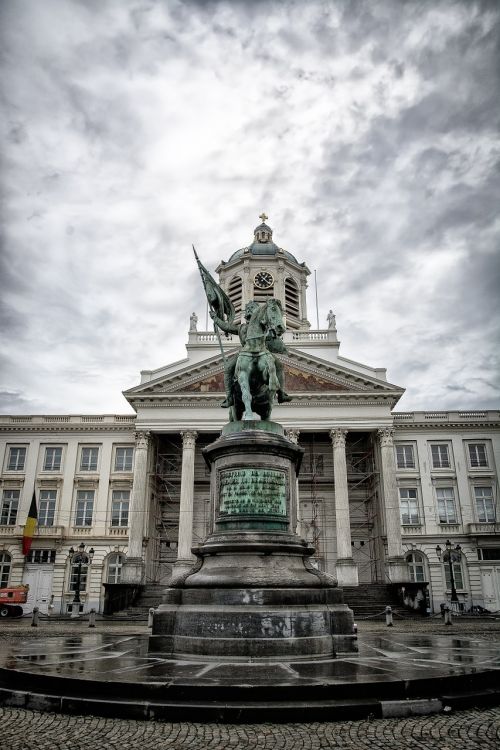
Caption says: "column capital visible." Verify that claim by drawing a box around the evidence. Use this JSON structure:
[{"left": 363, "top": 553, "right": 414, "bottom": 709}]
[
  {"left": 181, "top": 430, "right": 198, "bottom": 450},
  {"left": 329, "top": 428, "right": 348, "bottom": 448},
  {"left": 286, "top": 429, "right": 300, "bottom": 444},
  {"left": 134, "top": 431, "right": 151, "bottom": 450},
  {"left": 377, "top": 428, "right": 394, "bottom": 448}
]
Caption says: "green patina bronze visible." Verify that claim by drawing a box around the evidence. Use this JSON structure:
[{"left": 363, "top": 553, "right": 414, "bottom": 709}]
[
  {"left": 193, "top": 249, "right": 292, "bottom": 422},
  {"left": 221, "top": 420, "right": 284, "bottom": 437},
  {"left": 219, "top": 468, "right": 287, "bottom": 517}
]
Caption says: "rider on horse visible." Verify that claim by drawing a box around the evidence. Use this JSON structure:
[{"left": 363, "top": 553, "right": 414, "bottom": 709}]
[{"left": 210, "top": 300, "right": 292, "bottom": 410}]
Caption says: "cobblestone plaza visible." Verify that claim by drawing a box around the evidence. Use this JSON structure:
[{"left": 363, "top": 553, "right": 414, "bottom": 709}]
[{"left": 1, "top": 705, "right": 499, "bottom": 750}]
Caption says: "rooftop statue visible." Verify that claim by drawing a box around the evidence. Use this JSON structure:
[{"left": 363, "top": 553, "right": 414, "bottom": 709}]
[{"left": 193, "top": 247, "right": 291, "bottom": 422}]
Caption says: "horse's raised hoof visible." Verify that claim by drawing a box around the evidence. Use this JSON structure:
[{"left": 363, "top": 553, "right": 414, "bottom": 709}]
[{"left": 278, "top": 392, "right": 292, "bottom": 403}]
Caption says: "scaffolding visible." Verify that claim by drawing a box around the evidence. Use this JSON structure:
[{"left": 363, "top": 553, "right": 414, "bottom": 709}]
[
  {"left": 345, "top": 435, "right": 381, "bottom": 583},
  {"left": 147, "top": 438, "right": 183, "bottom": 583},
  {"left": 146, "top": 431, "right": 382, "bottom": 584},
  {"left": 147, "top": 435, "right": 212, "bottom": 584},
  {"left": 298, "top": 432, "right": 381, "bottom": 582}
]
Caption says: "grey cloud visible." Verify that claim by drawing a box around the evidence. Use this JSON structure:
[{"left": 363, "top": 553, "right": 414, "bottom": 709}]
[
  {"left": 0, "top": 390, "right": 38, "bottom": 413},
  {"left": 0, "top": 0, "right": 499, "bottom": 413}
]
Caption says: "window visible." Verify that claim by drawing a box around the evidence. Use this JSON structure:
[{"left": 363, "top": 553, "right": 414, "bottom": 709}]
[
  {"left": 107, "top": 553, "right": 124, "bottom": 583},
  {"left": 114, "top": 447, "right": 134, "bottom": 472},
  {"left": 406, "top": 551, "right": 426, "bottom": 582},
  {"left": 80, "top": 447, "right": 99, "bottom": 472},
  {"left": 43, "top": 446, "right": 62, "bottom": 471},
  {"left": 70, "top": 562, "right": 88, "bottom": 592},
  {"left": 431, "top": 444, "right": 450, "bottom": 469},
  {"left": 227, "top": 275, "right": 243, "bottom": 316},
  {"left": 436, "top": 487, "right": 457, "bottom": 524},
  {"left": 468, "top": 443, "right": 488, "bottom": 468},
  {"left": 0, "top": 552, "right": 11, "bottom": 587},
  {"left": 396, "top": 444, "right": 415, "bottom": 469},
  {"left": 7, "top": 446, "right": 26, "bottom": 471},
  {"left": 26, "top": 549, "right": 56, "bottom": 564},
  {"left": 75, "top": 490, "right": 94, "bottom": 527},
  {"left": 474, "top": 486, "right": 495, "bottom": 523},
  {"left": 444, "top": 559, "right": 464, "bottom": 590},
  {"left": 38, "top": 490, "right": 56, "bottom": 527},
  {"left": 111, "top": 490, "right": 129, "bottom": 527},
  {"left": 284, "top": 276, "right": 300, "bottom": 326},
  {"left": 1, "top": 490, "right": 19, "bottom": 525},
  {"left": 478, "top": 548, "right": 500, "bottom": 561},
  {"left": 399, "top": 488, "right": 420, "bottom": 525}
]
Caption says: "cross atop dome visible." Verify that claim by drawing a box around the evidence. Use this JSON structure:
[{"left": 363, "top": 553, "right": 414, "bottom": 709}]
[{"left": 254, "top": 213, "right": 272, "bottom": 243}]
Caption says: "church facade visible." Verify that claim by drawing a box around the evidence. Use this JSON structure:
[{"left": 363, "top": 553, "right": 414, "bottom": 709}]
[{"left": 1, "top": 218, "right": 499, "bottom": 616}]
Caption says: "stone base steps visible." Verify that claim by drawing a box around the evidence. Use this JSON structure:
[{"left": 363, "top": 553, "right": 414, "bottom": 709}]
[
  {"left": 341, "top": 584, "right": 421, "bottom": 619},
  {"left": 109, "top": 583, "right": 422, "bottom": 621},
  {"left": 109, "top": 584, "right": 164, "bottom": 620}
]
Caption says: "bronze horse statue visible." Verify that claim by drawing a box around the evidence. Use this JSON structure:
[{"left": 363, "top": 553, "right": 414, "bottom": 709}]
[{"left": 230, "top": 298, "right": 286, "bottom": 422}]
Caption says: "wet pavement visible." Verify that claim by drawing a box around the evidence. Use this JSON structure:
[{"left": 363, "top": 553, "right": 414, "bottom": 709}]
[
  {"left": 1, "top": 618, "right": 500, "bottom": 733},
  {"left": 1, "top": 631, "right": 499, "bottom": 688},
  {"left": 1, "top": 625, "right": 499, "bottom": 723}
]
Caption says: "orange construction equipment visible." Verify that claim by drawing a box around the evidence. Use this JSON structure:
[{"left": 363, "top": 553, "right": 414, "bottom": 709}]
[{"left": 0, "top": 585, "right": 29, "bottom": 617}]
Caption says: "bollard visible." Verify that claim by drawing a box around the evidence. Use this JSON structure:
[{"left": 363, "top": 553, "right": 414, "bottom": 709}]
[
  {"left": 31, "top": 606, "right": 39, "bottom": 627},
  {"left": 385, "top": 605, "right": 393, "bottom": 627},
  {"left": 444, "top": 604, "right": 452, "bottom": 626},
  {"left": 88, "top": 608, "right": 96, "bottom": 628},
  {"left": 148, "top": 607, "right": 155, "bottom": 628}
]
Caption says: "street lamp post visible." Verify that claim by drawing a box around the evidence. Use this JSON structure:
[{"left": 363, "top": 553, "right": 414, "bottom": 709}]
[
  {"left": 436, "top": 539, "right": 461, "bottom": 605},
  {"left": 69, "top": 542, "right": 94, "bottom": 618}
]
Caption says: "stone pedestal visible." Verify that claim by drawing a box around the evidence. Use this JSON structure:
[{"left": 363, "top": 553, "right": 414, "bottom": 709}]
[{"left": 150, "top": 421, "right": 357, "bottom": 659}]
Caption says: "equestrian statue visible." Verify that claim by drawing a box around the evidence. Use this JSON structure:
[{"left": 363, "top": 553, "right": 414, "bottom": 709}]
[{"left": 193, "top": 247, "right": 292, "bottom": 422}]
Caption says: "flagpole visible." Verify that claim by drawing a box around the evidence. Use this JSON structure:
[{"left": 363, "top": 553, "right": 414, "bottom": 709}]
[{"left": 211, "top": 315, "right": 227, "bottom": 367}]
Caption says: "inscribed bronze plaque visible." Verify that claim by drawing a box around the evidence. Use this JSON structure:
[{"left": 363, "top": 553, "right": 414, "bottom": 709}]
[{"left": 219, "top": 468, "right": 287, "bottom": 517}]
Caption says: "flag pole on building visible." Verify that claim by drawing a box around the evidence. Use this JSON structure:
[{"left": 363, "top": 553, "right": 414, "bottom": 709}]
[
  {"left": 314, "top": 269, "right": 320, "bottom": 330},
  {"left": 22, "top": 490, "right": 38, "bottom": 556}
]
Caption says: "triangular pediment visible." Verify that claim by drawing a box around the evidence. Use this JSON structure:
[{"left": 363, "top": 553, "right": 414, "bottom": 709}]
[{"left": 124, "top": 347, "right": 403, "bottom": 404}]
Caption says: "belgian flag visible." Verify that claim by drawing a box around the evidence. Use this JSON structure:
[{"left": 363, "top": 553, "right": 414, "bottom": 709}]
[{"left": 22, "top": 491, "right": 37, "bottom": 556}]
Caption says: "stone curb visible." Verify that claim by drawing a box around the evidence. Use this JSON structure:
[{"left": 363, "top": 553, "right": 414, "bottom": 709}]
[{"left": 2, "top": 685, "right": 499, "bottom": 723}]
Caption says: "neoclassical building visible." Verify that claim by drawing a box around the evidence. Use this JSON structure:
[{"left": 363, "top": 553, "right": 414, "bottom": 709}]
[{"left": 1, "top": 217, "right": 499, "bottom": 616}]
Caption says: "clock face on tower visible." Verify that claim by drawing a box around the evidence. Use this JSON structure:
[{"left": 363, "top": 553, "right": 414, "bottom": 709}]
[{"left": 254, "top": 271, "right": 274, "bottom": 289}]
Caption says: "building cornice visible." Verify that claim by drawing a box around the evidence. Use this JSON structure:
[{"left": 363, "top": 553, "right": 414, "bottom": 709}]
[
  {"left": 127, "top": 392, "right": 402, "bottom": 409},
  {"left": 393, "top": 411, "right": 500, "bottom": 430},
  {"left": 0, "top": 415, "right": 136, "bottom": 435}
]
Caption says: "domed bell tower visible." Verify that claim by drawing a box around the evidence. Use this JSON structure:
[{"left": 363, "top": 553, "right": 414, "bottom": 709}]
[{"left": 216, "top": 214, "right": 311, "bottom": 330}]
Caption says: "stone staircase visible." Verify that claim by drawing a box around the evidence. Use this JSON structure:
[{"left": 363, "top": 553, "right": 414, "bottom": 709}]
[
  {"left": 110, "top": 582, "right": 421, "bottom": 622},
  {"left": 341, "top": 583, "right": 419, "bottom": 620},
  {"left": 109, "top": 584, "right": 164, "bottom": 620}
]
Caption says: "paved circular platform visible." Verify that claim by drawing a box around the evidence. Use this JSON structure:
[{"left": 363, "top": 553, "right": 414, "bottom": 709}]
[{"left": 1, "top": 632, "right": 499, "bottom": 721}]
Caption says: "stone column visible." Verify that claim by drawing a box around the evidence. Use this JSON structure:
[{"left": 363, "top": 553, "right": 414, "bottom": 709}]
[
  {"left": 242, "top": 260, "right": 252, "bottom": 310},
  {"left": 299, "top": 278, "right": 309, "bottom": 328},
  {"left": 121, "top": 431, "right": 150, "bottom": 584},
  {"left": 378, "top": 428, "right": 409, "bottom": 582},
  {"left": 172, "top": 431, "right": 198, "bottom": 581},
  {"left": 285, "top": 429, "right": 301, "bottom": 535},
  {"left": 330, "top": 429, "right": 358, "bottom": 586},
  {"left": 276, "top": 260, "right": 285, "bottom": 313}
]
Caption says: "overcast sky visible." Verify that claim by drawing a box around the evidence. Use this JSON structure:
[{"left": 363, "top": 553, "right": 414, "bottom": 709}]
[{"left": 1, "top": 0, "right": 499, "bottom": 415}]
